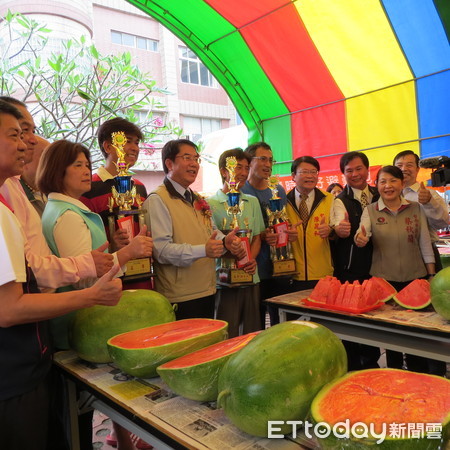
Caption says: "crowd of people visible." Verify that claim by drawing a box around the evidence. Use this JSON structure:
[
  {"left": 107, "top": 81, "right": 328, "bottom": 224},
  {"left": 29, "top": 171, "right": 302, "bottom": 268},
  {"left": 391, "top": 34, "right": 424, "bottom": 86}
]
[{"left": 0, "top": 96, "right": 448, "bottom": 449}]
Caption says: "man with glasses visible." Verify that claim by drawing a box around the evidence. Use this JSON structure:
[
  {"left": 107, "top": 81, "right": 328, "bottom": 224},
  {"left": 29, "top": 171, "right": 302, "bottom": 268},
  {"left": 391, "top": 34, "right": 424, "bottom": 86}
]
[
  {"left": 242, "top": 142, "right": 294, "bottom": 325},
  {"left": 393, "top": 150, "right": 448, "bottom": 272},
  {"left": 286, "top": 156, "right": 334, "bottom": 291},
  {"left": 144, "top": 139, "right": 244, "bottom": 320},
  {"left": 392, "top": 150, "right": 447, "bottom": 376}
]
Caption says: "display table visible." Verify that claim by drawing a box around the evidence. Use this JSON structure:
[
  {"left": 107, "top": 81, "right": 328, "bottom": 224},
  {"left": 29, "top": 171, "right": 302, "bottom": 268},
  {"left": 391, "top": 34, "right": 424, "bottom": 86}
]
[
  {"left": 54, "top": 351, "right": 312, "bottom": 450},
  {"left": 266, "top": 291, "right": 450, "bottom": 362}
]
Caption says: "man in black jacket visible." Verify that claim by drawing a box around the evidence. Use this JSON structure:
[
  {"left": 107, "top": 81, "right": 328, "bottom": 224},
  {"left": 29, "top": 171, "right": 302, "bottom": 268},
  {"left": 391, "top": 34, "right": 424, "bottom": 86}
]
[{"left": 332, "top": 151, "right": 380, "bottom": 370}]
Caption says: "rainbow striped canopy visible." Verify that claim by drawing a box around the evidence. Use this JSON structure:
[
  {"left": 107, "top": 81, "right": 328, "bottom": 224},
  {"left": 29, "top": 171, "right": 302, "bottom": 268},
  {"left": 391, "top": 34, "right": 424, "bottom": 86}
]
[{"left": 129, "top": 0, "right": 450, "bottom": 176}]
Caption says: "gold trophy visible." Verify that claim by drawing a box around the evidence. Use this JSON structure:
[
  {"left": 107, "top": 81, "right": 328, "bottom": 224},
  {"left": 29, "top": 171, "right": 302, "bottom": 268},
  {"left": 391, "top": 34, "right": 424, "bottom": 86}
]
[
  {"left": 217, "top": 156, "right": 253, "bottom": 286},
  {"left": 107, "top": 131, "right": 153, "bottom": 281},
  {"left": 266, "top": 175, "right": 296, "bottom": 276}
]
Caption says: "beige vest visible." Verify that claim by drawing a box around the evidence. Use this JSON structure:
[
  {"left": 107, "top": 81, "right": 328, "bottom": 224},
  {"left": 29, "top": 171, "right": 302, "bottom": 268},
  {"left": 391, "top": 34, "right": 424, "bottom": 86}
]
[
  {"left": 152, "top": 185, "right": 216, "bottom": 302},
  {"left": 368, "top": 202, "right": 427, "bottom": 281}
]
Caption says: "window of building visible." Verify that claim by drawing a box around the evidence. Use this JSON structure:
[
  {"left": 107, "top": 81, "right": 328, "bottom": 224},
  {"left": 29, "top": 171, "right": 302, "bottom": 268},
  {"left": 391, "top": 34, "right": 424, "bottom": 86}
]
[
  {"left": 111, "top": 31, "right": 158, "bottom": 52},
  {"left": 179, "top": 46, "right": 218, "bottom": 88},
  {"left": 183, "top": 116, "right": 221, "bottom": 142}
]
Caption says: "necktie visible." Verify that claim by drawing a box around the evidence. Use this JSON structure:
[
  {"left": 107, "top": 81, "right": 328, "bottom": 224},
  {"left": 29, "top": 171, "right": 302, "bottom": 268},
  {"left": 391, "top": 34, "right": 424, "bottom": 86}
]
[
  {"left": 184, "top": 190, "right": 192, "bottom": 204},
  {"left": 299, "top": 194, "right": 309, "bottom": 228},
  {"left": 360, "top": 191, "right": 368, "bottom": 210}
]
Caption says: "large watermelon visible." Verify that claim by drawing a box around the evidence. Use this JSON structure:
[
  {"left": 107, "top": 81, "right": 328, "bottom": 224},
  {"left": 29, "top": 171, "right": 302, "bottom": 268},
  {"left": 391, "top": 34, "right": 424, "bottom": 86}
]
[
  {"left": 157, "top": 332, "right": 259, "bottom": 401},
  {"left": 431, "top": 268, "right": 450, "bottom": 320},
  {"left": 217, "top": 321, "right": 347, "bottom": 437},
  {"left": 393, "top": 279, "right": 431, "bottom": 309},
  {"left": 70, "top": 289, "right": 175, "bottom": 363},
  {"left": 107, "top": 319, "right": 228, "bottom": 378},
  {"left": 311, "top": 369, "right": 450, "bottom": 449}
]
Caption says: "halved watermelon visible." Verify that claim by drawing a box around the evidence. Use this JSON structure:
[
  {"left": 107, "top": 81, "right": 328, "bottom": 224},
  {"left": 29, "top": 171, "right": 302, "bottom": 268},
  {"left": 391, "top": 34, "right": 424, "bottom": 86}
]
[
  {"left": 157, "top": 332, "right": 259, "bottom": 401},
  {"left": 393, "top": 279, "right": 431, "bottom": 309},
  {"left": 107, "top": 319, "right": 228, "bottom": 378},
  {"left": 311, "top": 369, "right": 450, "bottom": 449}
]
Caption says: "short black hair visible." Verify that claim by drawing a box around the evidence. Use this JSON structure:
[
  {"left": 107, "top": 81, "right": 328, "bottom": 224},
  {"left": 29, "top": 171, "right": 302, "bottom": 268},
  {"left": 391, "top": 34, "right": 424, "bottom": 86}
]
[
  {"left": 291, "top": 156, "right": 320, "bottom": 174},
  {"left": 0, "top": 96, "right": 26, "bottom": 108},
  {"left": 326, "top": 183, "right": 344, "bottom": 193},
  {"left": 0, "top": 99, "right": 23, "bottom": 123},
  {"left": 244, "top": 141, "right": 272, "bottom": 158},
  {"left": 339, "top": 151, "right": 369, "bottom": 173},
  {"left": 97, "top": 118, "right": 143, "bottom": 158},
  {"left": 218, "top": 148, "right": 250, "bottom": 182},
  {"left": 376, "top": 165, "right": 404, "bottom": 183},
  {"left": 393, "top": 150, "right": 419, "bottom": 167},
  {"left": 161, "top": 139, "right": 198, "bottom": 174}
]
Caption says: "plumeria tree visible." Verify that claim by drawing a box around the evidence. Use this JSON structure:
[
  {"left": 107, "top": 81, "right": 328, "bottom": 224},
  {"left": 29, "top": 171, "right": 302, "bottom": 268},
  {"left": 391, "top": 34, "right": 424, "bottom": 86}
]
[{"left": 0, "top": 10, "right": 182, "bottom": 166}]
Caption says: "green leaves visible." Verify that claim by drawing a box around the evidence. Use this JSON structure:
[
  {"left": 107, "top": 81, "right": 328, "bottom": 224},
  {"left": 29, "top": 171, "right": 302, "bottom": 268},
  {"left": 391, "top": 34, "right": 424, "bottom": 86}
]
[{"left": 0, "top": 10, "right": 182, "bottom": 167}]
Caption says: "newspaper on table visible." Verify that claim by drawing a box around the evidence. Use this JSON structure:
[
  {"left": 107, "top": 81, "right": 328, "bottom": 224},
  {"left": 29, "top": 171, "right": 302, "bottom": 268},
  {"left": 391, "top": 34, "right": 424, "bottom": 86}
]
[
  {"left": 268, "top": 291, "right": 450, "bottom": 333},
  {"left": 54, "top": 351, "right": 312, "bottom": 450}
]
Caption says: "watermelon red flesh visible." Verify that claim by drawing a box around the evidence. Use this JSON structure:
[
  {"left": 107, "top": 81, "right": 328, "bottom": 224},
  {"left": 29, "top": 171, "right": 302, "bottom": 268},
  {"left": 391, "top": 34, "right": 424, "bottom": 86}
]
[
  {"left": 308, "top": 276, "right": 334, "bottom": 303},
  {"left": 157, "top": 332, "right": 259, "bottom": 401},
  {"left": 311, "top": 369, "right": 450, "bottom": 445},
  {"left": 371, "top": 277, "right": 397, "bottom": 302},
  {"left": 394, "top": 279, "right": 431, "bottom": 309},
  {"left": 326, "top": 277, "right": 341, "bottom": 304},
  {"left": 107, "top": 319, "right": 228, "bottom": 378}
]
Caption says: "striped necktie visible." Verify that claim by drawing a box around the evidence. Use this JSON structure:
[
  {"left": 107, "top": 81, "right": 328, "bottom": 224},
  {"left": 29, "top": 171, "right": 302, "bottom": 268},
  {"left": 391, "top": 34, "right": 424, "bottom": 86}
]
[{"left": 184, "top": 190, "right": 192, "bottom": 204}]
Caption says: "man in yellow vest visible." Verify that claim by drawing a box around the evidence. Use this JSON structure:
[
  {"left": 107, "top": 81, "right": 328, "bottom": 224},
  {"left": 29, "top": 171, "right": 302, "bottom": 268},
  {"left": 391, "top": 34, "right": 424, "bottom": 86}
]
[{"left": 286, "top": 156, "right": 334, "bottom": 291}]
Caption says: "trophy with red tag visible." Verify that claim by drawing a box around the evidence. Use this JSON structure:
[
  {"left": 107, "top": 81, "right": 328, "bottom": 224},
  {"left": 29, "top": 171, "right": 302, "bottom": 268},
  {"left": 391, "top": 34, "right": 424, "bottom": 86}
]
[
  {"left": 107, "top": 131, "right": 153, "bottom": 281},
  {"left": 217, "top": 156, "right": 253, "bottom": 286},
  {"left": 267, "top": 175, "right": 296, "bottom": 276}
]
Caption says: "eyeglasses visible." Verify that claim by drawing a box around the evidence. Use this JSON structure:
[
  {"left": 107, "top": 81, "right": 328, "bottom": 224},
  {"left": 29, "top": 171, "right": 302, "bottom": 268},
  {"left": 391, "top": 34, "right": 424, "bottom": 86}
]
[
  {"left": 252, "top": 156, "right": 276, "bottom": 164},
  {"left": 296, "top": 169, "right": 318, "bottom": 175},
  {"left": 176, "top": 154, "right": 201, "bottom": 164}
]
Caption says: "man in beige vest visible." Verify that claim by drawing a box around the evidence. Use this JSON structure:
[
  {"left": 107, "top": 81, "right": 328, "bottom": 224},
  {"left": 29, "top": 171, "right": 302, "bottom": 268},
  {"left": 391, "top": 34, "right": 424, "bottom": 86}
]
[{"left": 144, "top": 139, "right": 244, "bottom": 319}]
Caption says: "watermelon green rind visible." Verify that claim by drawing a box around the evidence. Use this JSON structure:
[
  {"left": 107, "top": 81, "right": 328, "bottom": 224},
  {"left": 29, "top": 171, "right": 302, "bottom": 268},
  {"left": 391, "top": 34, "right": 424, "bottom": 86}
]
[
  {"left": 157, "top": 332, "right": 259, "bottom": 401},
  {"left": 371, "top": 277, "right": 397, "bottom": 303},
  {"left": 310, "top": 369, "right": 450, "bottom": 449},
  {"left": 217, "top": 321, "right": 347, "bottom": 437},
  {"left": 107, "top": 319, "right": 228, "bottom": 378},
  {"left": 70, "top": 289, "right": 175, "bottom": 363},
  {"left": 431, "top": 268, "right": 450, "bottom": 320}
]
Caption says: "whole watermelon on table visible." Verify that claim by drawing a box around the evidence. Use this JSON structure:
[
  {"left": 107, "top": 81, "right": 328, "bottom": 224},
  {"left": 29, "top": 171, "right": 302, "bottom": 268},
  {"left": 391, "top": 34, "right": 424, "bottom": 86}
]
[
  {"left": 431, "top": 268, "right": 450, "bottom": 320},
  {"left": 217, "top": 321, "right": 347, "bottom": 437},
  {"left": 70, "top": 289, "right": 175, "bottom": 363}
]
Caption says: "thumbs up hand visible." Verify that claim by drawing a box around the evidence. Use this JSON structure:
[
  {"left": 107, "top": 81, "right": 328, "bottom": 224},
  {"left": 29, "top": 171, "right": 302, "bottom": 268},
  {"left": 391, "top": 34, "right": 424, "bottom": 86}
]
[
  {"left": 286, "top": 221, "right": 301, "bottom": 242},
  {"left": 91, "top": 242, "right": 114, "bottom": 277},
  {"left": 225, "top": 227, "right": 246, "bottom": 259},
  {"left": 127, "top": 224, "right": 153, "bottom": 259},
  {"left": 318, "top": 216, "right": 331, "bottom": 239},
  {"left": 418, "top": 181, "right": 432, "bottom": 204},
  {"left": 91, "top": 265, "right": 122, "bottom": 306},
  {"left": 206, "top": 230, "right": 224, "bottom": 258},
  {"left": 355, "top": 225, "right": 370, "bottom": 247},
  {"left": 335, "top": 211, "right": 351, "bottom": 238}
]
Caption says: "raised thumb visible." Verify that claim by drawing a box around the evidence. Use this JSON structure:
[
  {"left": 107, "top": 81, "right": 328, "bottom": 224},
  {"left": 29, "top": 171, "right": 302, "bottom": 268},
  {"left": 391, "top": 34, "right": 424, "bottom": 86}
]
[
  {"left": 344, "top": 212, "right": 349, "bottom": 222},
  {"left": 361, "top": 225, "right": 367, "bottom": 236},
  {"left": 420, "top": 181, "right": 426, "bottom": 190},
  {"left": 210, "top": 230, "right": 218, "bottom": 240},
  {"left": 101, "top": 264, "right": 120, "bottom": 282},
  {"left": 95, "top": 241, "right": 109, "bottom": 253},
  {"left": 138, "top": 224, "right": 148, "bottom": 236},
  {"left": 320, "top": 216, "right": 326, "bottom": 225}
]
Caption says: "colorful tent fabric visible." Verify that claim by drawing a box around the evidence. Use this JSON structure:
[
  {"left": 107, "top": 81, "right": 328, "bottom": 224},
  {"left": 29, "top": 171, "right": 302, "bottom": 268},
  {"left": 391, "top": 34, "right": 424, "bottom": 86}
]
[{"left": 128, "top": 0, "right": 450, "bottom": 175}]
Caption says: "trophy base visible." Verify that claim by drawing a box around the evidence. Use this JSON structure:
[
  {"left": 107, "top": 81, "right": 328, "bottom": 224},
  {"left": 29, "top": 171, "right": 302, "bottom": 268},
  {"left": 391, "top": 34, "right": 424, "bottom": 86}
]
[
  {"left": 272, "top": 259, "right": 297, "bottom": 276},
  {"left": 217, "top": 268, "right": 253, "bottom": 287},
  {"left": 122, "top": 257, "right": 155, "bottom": 282}
]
